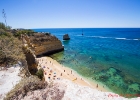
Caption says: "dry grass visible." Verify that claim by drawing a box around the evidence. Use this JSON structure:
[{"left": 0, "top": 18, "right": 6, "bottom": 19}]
[
  {"left": 4, "top": 75, "right": 47, "bottom": 100},
  {"left": 0, "top": 35, "right": 25, "bottom": 67}
]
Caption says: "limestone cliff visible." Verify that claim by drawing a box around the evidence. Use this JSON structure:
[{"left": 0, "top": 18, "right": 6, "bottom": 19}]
[
  {"left": 22, "top": 40, "right": 38, "bottom": 74},
  {"left": 21, "top": 33, "right": 64, "bottom": 74},
  {"left": 27, "top": 33, "right": 64, "bottom": 56}
]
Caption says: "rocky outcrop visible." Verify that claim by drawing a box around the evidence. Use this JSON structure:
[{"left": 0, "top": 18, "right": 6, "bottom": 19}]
[
  {"left": 63, "top": 34, "right": 70, "bottom": 40},
  {"left": 24, "top": 51, "right": 38, "bottom": 74},
  {"left": 21, "top": 34, "right": 38, "bottom": 75},
  {"left": 21, "top": 33, "right": 64, "bottom": 74},
  {"left": 28, "top": 33, "right": 64, "bottom": 56}
]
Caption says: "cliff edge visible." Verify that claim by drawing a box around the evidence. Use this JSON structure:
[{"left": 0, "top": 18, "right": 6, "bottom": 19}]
[{"left": 23, "top": 33, "right": 64, "bottom": 56}]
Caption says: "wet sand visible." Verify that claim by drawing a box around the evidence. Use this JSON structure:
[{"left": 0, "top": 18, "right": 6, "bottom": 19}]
[{"left": 37, "top": 57, "right": 110, "bottom": 92}]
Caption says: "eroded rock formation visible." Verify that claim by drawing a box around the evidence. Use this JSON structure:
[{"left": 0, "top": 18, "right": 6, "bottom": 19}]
[
  {"left": 28, "top": 33, "right": 64, "bottom": 56},
  {"left": 21, "top": 36, "right": 38, "bottom": 74},
  {"left": 21, "top": 33, "right": 64, "bottom": 74},
  {"left": 63, "top": 34, "right": 70, "bottom": 40}
]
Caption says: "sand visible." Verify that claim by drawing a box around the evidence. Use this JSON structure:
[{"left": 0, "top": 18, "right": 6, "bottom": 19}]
[
  {"left": 36, "top": 57, "right": 140, "bottom": 100},
  {"left": 0, "top": 57, "right": 139, "bottom": 100},
  {"left": 37, "top": 57, "right": 110, "bottom": 92}
]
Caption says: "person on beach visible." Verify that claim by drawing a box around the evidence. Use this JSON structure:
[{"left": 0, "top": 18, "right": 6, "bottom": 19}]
[
  {"left": 61, "top": 73, "right": 62, "bottom": 76},
  {"left": 72, "top": 77, "right": 77, "bottom": 81},
  {"left": 96, "top": 84, "right": 98, "bottom": 88},
  {"left": 71, "top": 70, "right": 72, "bottom": 74},
  {"left": 64, "top": 70, "right": 65, "bottom": 72}
]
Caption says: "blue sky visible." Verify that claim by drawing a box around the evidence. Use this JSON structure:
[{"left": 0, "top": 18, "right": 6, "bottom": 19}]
[{"left": 0, "top": 0, "right": 140, "bottom": 28}]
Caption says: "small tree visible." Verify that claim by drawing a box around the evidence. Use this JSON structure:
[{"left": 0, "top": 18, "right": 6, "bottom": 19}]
[
  {"left": 2, "top": 9, "right": 7, "bottom": 27},
  {"left": 0, "top": 22, "right": 6, "bottom": 30}
]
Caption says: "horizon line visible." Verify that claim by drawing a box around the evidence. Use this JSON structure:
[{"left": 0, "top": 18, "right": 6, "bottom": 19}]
[{"left": 27, "top": 27, "right": 140, "bottom": 29}]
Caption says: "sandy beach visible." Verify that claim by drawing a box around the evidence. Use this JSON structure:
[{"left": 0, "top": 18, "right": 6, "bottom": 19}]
[
  {"left": 37, "top": 57, "right": 110, "bottom": 92},
  {"left": 1, "top": 57, "right": 139, "bottom": 100}
]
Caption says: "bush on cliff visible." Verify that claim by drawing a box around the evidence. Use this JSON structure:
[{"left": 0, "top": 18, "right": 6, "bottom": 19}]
[
  {"left": 36, "top": 68, "right": 44, "bottom": 80},
  {"left": 0, "top": 35, "right": 25, "bottom": 67},
  {"left": 4, "top": 75, "right": 48, "bottom": 100},
  {"left": 0, "top": 22, "right": 11, "bottom": 30},
  {"left": 0, "top": 29, "right": 12, "bottom": 36},
  {"left": 14, "top": 29, "right": 34, "bottom": 37}
]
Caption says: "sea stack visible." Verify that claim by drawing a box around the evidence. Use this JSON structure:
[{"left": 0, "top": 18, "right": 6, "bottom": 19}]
[{"left": 63, "top": 34, "right": 70, "bottom": 40}]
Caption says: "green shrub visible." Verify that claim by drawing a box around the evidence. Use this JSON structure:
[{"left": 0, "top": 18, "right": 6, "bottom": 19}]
[
  {"left": 45, "top": 32, "right": 51, "bottom": 35},
  {"left": 0, "top": 22, "right": 12, "bottom": 30},
  {"left": 36, "top": 68, "right": 44, "bottom": 80},
  {"left": 13, "top": 29, "right": 34, "bottom": 37}
]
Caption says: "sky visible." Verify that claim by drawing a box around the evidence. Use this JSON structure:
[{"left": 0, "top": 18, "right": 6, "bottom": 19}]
[{"left": 0, "top": 0, "right": 140, "bottom": 28}]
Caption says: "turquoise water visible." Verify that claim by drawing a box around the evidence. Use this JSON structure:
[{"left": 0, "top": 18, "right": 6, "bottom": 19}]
[{"left": 33, "top": 28, "right": 140, "bottom": 97}]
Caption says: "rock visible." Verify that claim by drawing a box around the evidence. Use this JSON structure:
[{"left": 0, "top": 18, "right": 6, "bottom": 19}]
[
  {"left": 28, "top": 33, "right": 64, "bottom": 56},
  {"left": 21, "top": 33, "right": 64, "bottom": 74},
  {"left": 63, "top": 34, "right": 70, "bottom": 40},
  {"left": 24, "top": 51, "right": 38, "bottom": 75}
]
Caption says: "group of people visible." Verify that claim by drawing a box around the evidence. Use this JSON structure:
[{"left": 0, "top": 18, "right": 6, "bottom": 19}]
[{"left": 37, "top": 58, "right": 78, "bottom": 83}]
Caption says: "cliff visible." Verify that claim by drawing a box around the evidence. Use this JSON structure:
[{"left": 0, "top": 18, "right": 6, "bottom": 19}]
[
  {"left": 21, "top": 32, "right": 64, "bottom": 74},
  {"left": 24, "top": 33, "right": 64, "bottom": 56}
]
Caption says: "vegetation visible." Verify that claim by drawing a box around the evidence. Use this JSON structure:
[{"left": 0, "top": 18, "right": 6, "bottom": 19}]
[
  {"left": 4, "top": 75, "right": 48, "bottom": 100},
  {"left": 0, "top": 35, "right": 25, "bottom": 66},
  {"left": 13, "top": 29, "right": 34, "bottom": 37},
  {"left": 0, "top": 22, "right": 11, "bottom": 30},
  {"left": 36, "top": 68, "right": 44, "bottom": 80},
  {"left": 0, "top": 22, "right": 26, "bottom": 67},
  {"left": 45, "top": 32, "right": 51, "bottom": 35},
  {"left": 0, "top": 22, "right": 49, "bottom": 99},
  {"left": 0, "top": 22, "right": 36, "bottom": 67}
]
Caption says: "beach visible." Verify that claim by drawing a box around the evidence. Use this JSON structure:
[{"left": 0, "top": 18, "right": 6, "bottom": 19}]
[
  {"left": 37, "top": 57, "right": 111, "bottom": 92},
  {"left": 36, "top": 57, "right": 140, "bottom": 100},
  {"left": 0, "top": 56, "right": 139, "bottom": 100}
]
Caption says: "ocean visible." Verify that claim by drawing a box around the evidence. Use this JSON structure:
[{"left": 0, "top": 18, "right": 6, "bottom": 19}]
[{"left": 33, "top": 28, "right": 140, "bottom": 96}]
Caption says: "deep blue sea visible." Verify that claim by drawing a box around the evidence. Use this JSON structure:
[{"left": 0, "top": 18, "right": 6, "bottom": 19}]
[{"left": 33, "top": 28, "right": 140, "bottom": 96}]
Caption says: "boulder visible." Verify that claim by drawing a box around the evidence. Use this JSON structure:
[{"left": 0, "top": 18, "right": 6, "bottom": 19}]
[{"left": 63, "top": 34, "right": 70, "bottom": 40}]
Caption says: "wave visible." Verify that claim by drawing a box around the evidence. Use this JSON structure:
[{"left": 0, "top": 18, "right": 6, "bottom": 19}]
[
  {"left": 75, "top": 35, "right": 83, "bottom": 36},
  {"left": 115, "top": 38, "right": 139, "bottom": 41},
  {"left": 133, "top": 39, "right": 139, "bottom": 41},
  {"left": 115, "top": 38, "right": 126, "bottom": 40},
  {"left": 82, "top": 35, "right": 140, "bottom": 41}
]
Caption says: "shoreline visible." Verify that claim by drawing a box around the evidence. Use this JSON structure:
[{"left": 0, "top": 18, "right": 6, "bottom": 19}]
[{"left": 36, "top": 56, "right": 112, "bottom": 92}]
